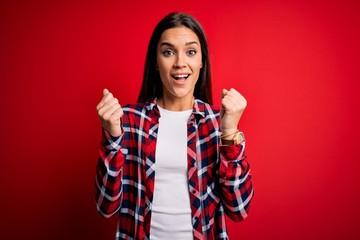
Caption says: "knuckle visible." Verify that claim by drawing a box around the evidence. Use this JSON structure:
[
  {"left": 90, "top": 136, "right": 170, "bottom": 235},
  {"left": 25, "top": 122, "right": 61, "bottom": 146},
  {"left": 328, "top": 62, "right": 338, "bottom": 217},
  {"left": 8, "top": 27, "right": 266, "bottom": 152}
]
[
  {"left": 96, "top": 102, "right": 103, "bottom": 111},
  {"left": 242, "top": 98, "right": 247, "bottom": 106},
  {"left": 110, "top": 98, "right": 118, "bottom": 105},
  {"left": 103, "top": 112, "right": 111, "bottom": 120}
]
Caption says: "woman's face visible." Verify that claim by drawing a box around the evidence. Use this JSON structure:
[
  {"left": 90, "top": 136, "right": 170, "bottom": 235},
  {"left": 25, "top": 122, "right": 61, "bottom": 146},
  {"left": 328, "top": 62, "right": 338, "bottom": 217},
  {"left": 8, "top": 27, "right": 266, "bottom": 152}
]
[{"left": 156, "top": 27, "right": 202, "bottom": 102}]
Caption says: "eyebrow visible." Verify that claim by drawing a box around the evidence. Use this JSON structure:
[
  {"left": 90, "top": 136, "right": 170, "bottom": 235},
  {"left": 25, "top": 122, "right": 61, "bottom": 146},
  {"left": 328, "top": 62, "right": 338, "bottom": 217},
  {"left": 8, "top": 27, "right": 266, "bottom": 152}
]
[{"left": 160, "top": 41, "right": 199, "bottom": 47}]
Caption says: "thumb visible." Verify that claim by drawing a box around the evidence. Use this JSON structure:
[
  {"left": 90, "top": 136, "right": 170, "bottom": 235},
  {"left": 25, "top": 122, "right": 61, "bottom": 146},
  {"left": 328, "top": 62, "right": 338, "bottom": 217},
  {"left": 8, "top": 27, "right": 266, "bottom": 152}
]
[
  {"left": 103, "top": 88, "right": 110, "bottom": 96},
  {"left": 220, "top": 89, "right": 228, "bottom": 117},
  {"left": 222, "top": 89, "right": 228, "bottom": 98}
]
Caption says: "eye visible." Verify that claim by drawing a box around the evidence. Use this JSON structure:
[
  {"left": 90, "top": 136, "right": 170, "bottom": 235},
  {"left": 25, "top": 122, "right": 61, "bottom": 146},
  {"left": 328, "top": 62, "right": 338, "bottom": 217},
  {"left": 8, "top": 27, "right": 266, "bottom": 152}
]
[
  {"left": 162, "top": 50, "right": 174, "bottom": 56},
  {"left": 187, "top": 49, "right": 197, "bottom": 56}
]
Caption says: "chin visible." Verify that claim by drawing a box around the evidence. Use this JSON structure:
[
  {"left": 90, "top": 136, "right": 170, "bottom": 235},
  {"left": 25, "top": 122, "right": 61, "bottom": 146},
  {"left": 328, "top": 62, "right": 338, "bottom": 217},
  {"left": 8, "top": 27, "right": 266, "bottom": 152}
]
[{"left": 172, "top": 90, "right": 193, "bottom": 98}]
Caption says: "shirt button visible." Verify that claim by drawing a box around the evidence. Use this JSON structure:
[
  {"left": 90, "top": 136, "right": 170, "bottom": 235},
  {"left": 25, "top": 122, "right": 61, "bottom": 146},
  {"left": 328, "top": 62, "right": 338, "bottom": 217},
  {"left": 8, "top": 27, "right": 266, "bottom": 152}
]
[{"left": 192, "top": 190, "right": 196, "bottom": 194}]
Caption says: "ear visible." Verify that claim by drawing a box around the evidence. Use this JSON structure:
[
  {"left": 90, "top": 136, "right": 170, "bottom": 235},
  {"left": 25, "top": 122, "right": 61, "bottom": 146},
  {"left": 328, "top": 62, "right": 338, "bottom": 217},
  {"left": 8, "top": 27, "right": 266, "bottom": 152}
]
[{"left": 155, "top": 63, "right": 159, "bottom": 70}]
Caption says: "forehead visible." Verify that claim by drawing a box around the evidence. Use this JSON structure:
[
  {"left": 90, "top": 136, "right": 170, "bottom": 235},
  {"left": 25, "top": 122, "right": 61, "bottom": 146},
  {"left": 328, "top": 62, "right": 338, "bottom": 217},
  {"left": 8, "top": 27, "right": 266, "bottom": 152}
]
[{"left": 158, "top": 27, "right": 200, "bottom": 45}]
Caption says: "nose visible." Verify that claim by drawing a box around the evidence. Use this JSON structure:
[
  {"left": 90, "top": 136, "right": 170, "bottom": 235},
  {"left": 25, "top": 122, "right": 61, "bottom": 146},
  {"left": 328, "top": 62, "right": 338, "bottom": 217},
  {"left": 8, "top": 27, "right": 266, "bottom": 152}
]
[{"left": 174, "top": 53, "right": 186, "bottom": 68}]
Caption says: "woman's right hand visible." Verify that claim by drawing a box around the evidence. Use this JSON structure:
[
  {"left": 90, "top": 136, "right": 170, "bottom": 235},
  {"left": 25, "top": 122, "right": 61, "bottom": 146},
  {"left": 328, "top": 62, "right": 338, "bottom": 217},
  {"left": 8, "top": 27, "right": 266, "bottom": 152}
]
[{"left": 96, "top": 89, "right": 123, "bottom": 137}]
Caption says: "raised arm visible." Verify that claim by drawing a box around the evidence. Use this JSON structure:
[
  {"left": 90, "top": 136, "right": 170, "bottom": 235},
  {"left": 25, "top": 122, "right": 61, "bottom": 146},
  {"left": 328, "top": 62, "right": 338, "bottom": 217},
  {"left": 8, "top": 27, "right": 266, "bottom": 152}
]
[
  {"left": 218, "top": 88, "right": 254, "bottom": 221},
  {"left": 95, "top": 89, "right": 125, "bottom": 218}
]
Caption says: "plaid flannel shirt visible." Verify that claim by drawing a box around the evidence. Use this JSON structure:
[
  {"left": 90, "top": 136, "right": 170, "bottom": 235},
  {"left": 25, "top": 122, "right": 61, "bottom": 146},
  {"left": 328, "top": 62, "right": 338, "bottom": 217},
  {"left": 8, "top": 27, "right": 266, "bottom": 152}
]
[{"left": 95, "top": 99, "right": 253, "bottom": 240}]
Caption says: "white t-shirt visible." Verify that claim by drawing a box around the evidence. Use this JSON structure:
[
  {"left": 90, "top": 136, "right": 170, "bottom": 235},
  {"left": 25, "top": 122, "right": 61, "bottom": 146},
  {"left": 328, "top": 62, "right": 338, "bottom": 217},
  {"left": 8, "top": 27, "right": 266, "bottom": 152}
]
[{"left": 150, "top": 106, "right": 193, "bottom": 239}]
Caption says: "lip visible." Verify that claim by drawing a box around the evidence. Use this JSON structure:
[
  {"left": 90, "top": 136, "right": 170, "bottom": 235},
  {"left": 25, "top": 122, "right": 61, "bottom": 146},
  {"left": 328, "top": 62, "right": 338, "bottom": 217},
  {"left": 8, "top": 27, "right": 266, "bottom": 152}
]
[
  {"left": 171, "top": 73, "right": 190, "bottom": 77},
  {"left": 171, "top": 74, "right": 190, "bottom": 84}
]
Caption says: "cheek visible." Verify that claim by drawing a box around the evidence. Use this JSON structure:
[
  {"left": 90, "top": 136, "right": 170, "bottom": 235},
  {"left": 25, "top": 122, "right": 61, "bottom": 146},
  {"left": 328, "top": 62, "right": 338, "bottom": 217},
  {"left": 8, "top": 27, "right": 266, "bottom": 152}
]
[
  {"left": 157, "top": 63, "right": 167, "bottom": 76},
  {"left": 158, "top": 67, "right": 168, "bottom": 80},
  {"left": 193, "top": 61, "right": 203, "bottom": 73},
  {"left": 194, "top": 55, "right": 203, "bottom": 70},
  {"left": 157, "top": 59, "right": 171, "bottom": 72},
  {"left": 157, "top": 63, "right": 171, "bottom": 84}
]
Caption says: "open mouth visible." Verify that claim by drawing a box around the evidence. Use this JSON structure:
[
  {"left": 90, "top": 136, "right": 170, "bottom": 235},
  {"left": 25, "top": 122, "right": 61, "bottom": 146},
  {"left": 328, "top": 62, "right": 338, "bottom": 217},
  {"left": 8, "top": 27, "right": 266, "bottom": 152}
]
[{"left": 172, "top": 74, "right": 190, "bottom": 81}]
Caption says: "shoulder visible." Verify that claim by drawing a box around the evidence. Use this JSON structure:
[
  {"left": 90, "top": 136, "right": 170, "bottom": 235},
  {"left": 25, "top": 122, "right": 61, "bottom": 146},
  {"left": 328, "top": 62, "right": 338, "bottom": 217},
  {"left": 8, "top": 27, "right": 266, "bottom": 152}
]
[
  {"left": 122, "top": 102, "right": 147, "bottom": 114},
  {"left": 122, "top": 100, "right": 156, "bottom": 122}
]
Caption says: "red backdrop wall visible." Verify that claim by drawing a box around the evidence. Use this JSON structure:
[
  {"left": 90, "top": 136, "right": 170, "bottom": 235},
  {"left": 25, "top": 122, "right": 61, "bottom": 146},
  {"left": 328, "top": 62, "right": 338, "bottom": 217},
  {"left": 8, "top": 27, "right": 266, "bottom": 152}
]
[{"left": 1, "top": 0, "right": 360, "bottom": 239}]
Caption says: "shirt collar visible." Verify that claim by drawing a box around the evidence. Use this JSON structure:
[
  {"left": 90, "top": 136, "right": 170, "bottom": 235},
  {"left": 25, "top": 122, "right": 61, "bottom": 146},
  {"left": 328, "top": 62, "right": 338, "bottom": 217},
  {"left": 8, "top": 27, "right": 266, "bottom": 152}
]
[{"left": 145, "top": 98, "right": 207, "bottom": 118}]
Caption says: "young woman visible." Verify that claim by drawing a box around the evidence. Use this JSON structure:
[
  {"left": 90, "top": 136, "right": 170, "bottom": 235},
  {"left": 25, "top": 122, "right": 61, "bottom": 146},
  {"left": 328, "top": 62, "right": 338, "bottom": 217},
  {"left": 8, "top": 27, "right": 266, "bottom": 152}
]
[{"left": 95, "top": 12, "right": 253, "bottom": 240}]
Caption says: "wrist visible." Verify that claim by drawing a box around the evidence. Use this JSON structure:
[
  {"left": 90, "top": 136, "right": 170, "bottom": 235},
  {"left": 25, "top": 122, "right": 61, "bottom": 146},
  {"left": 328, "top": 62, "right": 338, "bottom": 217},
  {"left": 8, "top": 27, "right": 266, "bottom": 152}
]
[
  {"left": 219, "top": 130, "right": 245, "bottom": 145},
  {"left": 220, "top": 128, "right": 238, "bottom": 140}
]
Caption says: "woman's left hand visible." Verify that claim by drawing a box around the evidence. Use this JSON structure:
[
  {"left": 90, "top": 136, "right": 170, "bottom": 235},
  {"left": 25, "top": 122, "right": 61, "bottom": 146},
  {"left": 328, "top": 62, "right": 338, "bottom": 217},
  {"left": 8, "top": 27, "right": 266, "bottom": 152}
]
[{"left": 220, "top": 88, "right": 247, "bottom": 138}]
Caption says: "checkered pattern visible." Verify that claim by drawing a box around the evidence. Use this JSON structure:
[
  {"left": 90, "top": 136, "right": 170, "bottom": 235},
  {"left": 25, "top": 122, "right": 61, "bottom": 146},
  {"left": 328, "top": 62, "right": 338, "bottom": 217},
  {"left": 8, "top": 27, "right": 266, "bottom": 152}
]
[{"left": 95, "top": 99, "right": 253, "bottom": 240}]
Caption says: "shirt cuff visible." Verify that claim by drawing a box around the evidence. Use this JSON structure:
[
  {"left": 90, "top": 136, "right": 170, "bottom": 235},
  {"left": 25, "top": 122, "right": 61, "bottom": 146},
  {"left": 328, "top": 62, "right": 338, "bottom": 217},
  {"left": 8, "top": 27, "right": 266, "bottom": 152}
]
[
  {"left": 102, "top": 128, "right": 122, "bottom": 152},
  {"left": 220, "top": 144, "right": 243, "bottom": 161}
]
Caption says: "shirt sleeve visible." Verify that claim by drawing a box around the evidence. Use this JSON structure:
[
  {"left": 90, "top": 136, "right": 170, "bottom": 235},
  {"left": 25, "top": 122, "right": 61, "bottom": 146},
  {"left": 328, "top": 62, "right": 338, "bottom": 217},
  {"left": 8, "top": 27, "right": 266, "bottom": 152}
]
[
  {"left": 94, "top": 128, "right": 125, "bottom": 218},
  {"left": 218, "top": 141, "right": 254, "bottom": 222}
]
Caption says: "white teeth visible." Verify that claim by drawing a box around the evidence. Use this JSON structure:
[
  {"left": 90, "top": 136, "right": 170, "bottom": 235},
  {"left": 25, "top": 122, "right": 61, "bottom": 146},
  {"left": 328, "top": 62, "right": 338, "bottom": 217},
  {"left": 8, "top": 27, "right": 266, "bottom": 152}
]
[{"left": 173, "top": 74, "right": 189, "bottom": 78}]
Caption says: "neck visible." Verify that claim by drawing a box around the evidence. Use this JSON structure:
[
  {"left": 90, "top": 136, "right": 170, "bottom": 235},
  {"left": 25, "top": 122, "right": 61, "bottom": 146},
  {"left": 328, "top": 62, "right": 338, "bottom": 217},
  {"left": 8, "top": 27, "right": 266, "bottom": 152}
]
[{"left": 157, "top": 95, "right": 194, "bottom": 111}]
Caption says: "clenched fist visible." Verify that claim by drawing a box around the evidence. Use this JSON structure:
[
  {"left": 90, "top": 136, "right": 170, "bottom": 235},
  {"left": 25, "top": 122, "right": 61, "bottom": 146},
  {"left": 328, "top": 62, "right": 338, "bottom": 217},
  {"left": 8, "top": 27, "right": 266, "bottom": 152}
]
[
  {"left": 220, "top": 88, "right": 247, "bottom": 139},
  {"left": 96, "top": 89, "right": 123, "bottom": 137}
]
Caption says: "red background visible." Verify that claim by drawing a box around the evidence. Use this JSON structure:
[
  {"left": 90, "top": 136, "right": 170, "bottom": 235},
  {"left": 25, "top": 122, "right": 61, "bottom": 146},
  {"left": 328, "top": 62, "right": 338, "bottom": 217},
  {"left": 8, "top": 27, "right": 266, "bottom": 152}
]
[{"left": 1, "top": 0, "right": 360, "bottom": 239}]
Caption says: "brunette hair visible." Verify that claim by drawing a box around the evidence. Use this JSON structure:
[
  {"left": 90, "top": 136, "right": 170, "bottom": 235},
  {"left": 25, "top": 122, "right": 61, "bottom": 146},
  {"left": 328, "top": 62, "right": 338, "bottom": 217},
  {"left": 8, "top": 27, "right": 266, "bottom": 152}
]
[{"left": 137, "top": 12, "right": 213, "bottom": 104}]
